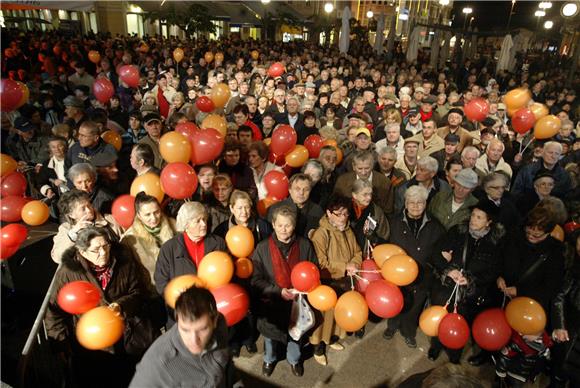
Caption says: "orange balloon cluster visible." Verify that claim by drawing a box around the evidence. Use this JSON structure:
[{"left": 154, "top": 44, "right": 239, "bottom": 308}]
[
  {"left": 529, "top": 102, "right": 549, "bottom": 121},
  {"left": 373, "top": 243, "right": 406, "bottom": 268},
  {"left": 215, "top": 52, "right": 224, "bottom": 63},
  {"left": 534, "top": 115, "right": 561, "bottom": 140},
  {"left": 21, "top": 200, "right": 49, "bottom": 226},
  {"left": 226, "top": 225, "right": 255, "bottom": 258},
  {"left": 101, "top": 130, "right": 122, "bottom": 152},
  {"left": 197, "top": 251, "right": 234, "bottom": 289},
  {"left": 201, "top": 114, "right": 227, "bottom": 137},
  {"left": 505, "top": 297, "right": 546, "bottom": 335},
  {"left": 307, "top": 285, "right": 337, "bottom": 312},
  {"left": 380, "top": 254, "right": 418, "bottom": 286},
  {"left": 159, "top": 131, "right": 191, "bottom": 163},
  {"left": 88, "top": 50, "right": 101, "bottom": 64},
  {"left": 76, "top": 306, "right": 124, "bottom": 350},
  {"left": 257, "top": 196, "right": 279, "bottom": 217},
  {"left": 334, "top": 290, "right": 369, "bottom": 332},
  {"left": 130, "top": 173, "right": 164, "bottom": 203},
  {"left": 204, "top": 51, "right": 214, "bottom": 63},
  {"left": 419, "top": 305, "right": 449, "bottom": 336},
  {"left": 251, "top": 50, "right": 260, "bottom": 60},
  {"left": 164, "top": 274, "right": 206, "bottom": 308}
]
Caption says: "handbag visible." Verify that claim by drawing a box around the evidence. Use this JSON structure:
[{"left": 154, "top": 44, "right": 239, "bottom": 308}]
[{"left": 288, "top": 294, "right": 315, "bottom": 341}]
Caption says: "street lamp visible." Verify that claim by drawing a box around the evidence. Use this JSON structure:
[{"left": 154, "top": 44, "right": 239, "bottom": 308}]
[
  {"left": 439, "top": 0, "right": 449, "bottom": 5},
  {"left": 261, "top": 0, "right": 270, "bottom": 3},
  {"left": 544, "top": 20, "right": 553, "bottom": 29},
  {"left": 462, "top": 7, "right": 473, "bottom": 30},
  {"left": 324, "top": 2, "right": 334, "bottom": 14},
  {"left": 539, "top": 2, "right": 552, "bottom": 10},
  {"left": 367, "top": 10, "right": 374, "bottom": 19},
  {"left": 562, "top": 2, "right": 579, "bottom": 17}
]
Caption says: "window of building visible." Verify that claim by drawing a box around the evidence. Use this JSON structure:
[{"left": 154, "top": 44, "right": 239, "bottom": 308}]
[{"left": 126, "top": 13, "right": 143, "bottom": 36}]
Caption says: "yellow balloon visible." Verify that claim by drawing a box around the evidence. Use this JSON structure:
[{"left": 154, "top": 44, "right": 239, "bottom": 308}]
[
  {"left": 76, "top": 306, "right": 124, "bottom": 350},
  {"left": 130, "top": 172, "right": 164, "bottom": 203},
  {"left": 380, "top": 254, "right": 419, "bottom": 286},
  {"left": 159, "top": 131, "right": 191, "bottom": 163},
  {"left": 201, "top": 114, "right": 227, "bottom": 138},
  {"left": 210, "top": 83, "right": 231, "bottom": 109},
  {"left": 197, "top": 251, "right": 234, "bottom": 289},
  {"left": 529, "top": 102, "right": 549, "bottom": 121},
  {"left": 307, "top": 285, "right": 337, "bottom": 312},
  {"left": 419, "top": 305, "right": 449, "bottom": 336},
  {"left": 505, "top": 297, "right": 546, "bottom": 335}
]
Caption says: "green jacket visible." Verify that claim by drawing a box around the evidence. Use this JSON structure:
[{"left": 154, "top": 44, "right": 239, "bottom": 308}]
[{"left": 428, "top": 190, "right": 478, "bottom": 231}]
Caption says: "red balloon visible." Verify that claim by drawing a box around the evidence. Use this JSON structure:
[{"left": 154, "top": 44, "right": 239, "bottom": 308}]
[
  {"left": 57, "top": 281, "right": 101, "bottom": 315},
  {"left": 111, "top": 194, "right": 135, "bottom": 229},
  {"left": 270, "top": 125, "right": 297, "bottom": 155},
  {"left": 464, "top": 98, "right": 490, "bottom": 122},
  {"left": 472, "top": 308, "right": 512, "bottom": 351},
  {"left": 0, "top": 79, "right": 23, "bottom": 112},
  {"left": 160, "top": 162, "right": 198, "bottom": 199},
  {"left": 438, "top": 312, "right": 470, "bottom": 349},
  {"left": 1, "top": 171, "right": 27, "bottom": 197},
  {"left": 264, "top": 170, "right": 289, "bottom": 200},
  {"left": 304, "top": 134, "right": 324, "bottom": 158},
  {"left": 195, "top": 96, "right": 215, "bottom": 113},
  {"left": 1, "top": 243, "right": 20, "bottom": 260},
  {"left": 175, "top": 121, "right": 199, "bottom": 143},
  {"left": 93, "top": 78, "right": 115, "bottom": 104},
  {"left": 268, "top": 62, "right": 285, "bottom": 77},
  {"left": 190, "top": 128, "right": 224, "bottom": 165},
  {"left": 290, "top": 261, "right": 320, "bottom": 292},
  {"left": 511, "top": 108, "right": 536, "bottom": 135},
  {"left": 356, "top": 259, "right": 383, "bottom": 294},
  {"left": 364, "top": 280, "right": 404, "bottom": 318},
  {"left": 1, "top": 223, "right": 28, "bottom": 248},
  {"left": 0, "top": 196, "right": 29, "bottom": 222},
  {"left": 118, "top": 65, "right": 140, "bottom": 88},
  {"left": 210, "top": 283, "right": 249, "bottom": 326}
]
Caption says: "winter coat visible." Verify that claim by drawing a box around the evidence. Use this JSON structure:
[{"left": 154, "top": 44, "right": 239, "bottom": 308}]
[
  {"left": 428, "top": 190, "right": 478, "bottom": 231},
  {"left": 388, "top": 211, "right": 445, "bottom": 289},
  {"left": 267, "top": 198, "right": 323, "bottom": 239},
  {"left": 121, "top": 217, "right": 176, "bottom": 283},
  {"left": 213, "top": 216, "right": 272, "bottom": 244},
  {"left": 310, "top": 216, "right": 363, "bottom": 280},
  {"left": 512, "top": 160, "right": 572, "bottom": 199},
  {"left": 430, "top": 223, "right": 506, "bottom": 320},
  {"left": 46, "top": 244, "right": 149, "bottom": 347},
  {"left": 207, "top": 200, "right": 231, "bottom": 233},
  {"left": 334, "top": 171, "right": 394, "bottom": 216},
  {"left": 51, "top": 213, "right": 123, "bottom": 264},
  {"left": 475, "top": 154, "right": 513, "bottom": 180},
  {"left": 394, "top": 177, "right": 450, "bottom": 215},
  {"left": 349, "top": 201, "right": 390, "bottom": 250},
  {"left": 88, "top": 185, "right": 115, "bottom": 215},
  {"left": 66, "top": 139, "right": 117, "bottom": 168},
  {"left": 501, "top": 231, "right": 565, "bottom": 312},
  {"left": 218, "top": 163, "right": 258, "bottom": 201},
  {"left": 250, "top": 236, "right": 317, "bottom": 342}
]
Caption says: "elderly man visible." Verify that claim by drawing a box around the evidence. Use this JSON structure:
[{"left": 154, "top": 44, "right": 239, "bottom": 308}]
[
  {"left": 376, "top": 146, "right": 407, "bottom": 188},
  {"left": 138, "top": 112, "right": 165, "bottom": 170},
  {"left": 316, "top": 146, "right": 339, "bottom": 209},
  {"left": 334, "top": 150, "right": 394, "bottom": 215},
  {"left": 275, "top": 97, "right": 304, "bottom": 133},
  {"left": 428, "top": 168, "right": 479, "bottom": 230},
  {"left": 394, "top": 156, "right": 450, "bottom": 214},
  {"left": 512, "top": 141, "right": 572, "bottom": 198},
  {"left": 414, "top": 118, "right": 445, "bottom": 158},
  {"left": 66, "top": 121, "right": 117, "bottom": 168},
  {"left": 395, "top": 138, "right": 420, "bottom": 180},
  {"left": 376, "top": 123, "right": 405, "bottom": 160},
  {"left": 460, "top": 146, "right": 480, "bottom": 170},
  {"left": 437, "top": 108, "right": 479, "bottom": 153},
  {"left": 63, "top": 95, "right": 87, "bottom": 132},
  {"left": 475, "top": 138, "right": 513, "bottom": 180}
]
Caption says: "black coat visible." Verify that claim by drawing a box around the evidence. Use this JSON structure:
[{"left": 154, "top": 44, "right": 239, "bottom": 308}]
[
  {"left": 250, "top": 236, "right": 317, "bottom": 342},
  {"left": 267, "top": 198, "right": 323, "bottom": 239},
  {"left": 274, "top": 112, "right": 304, "bottom": 134},
  {"left": 501, "top": 232, "right": 565, "bottom": 312},
  {"left": 430, "top": 223, "right": 506, "bottom": 320}
]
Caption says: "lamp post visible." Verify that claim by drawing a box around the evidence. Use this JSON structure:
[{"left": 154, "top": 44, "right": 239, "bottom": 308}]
[
  {"left": 507, "top": 0, "right": 516, "bottom": 29},
  {"left": 562, "top": 2, "right": 579, "bottom": 85},
  {"left": 323, "top": 2, "right": 333, "bottom": 46},
  {"left": 261, "top": 0, "right": 270, "bottom": 41},
  {"left": 462, "top": 7, "right": 473, "bottom": 31}
]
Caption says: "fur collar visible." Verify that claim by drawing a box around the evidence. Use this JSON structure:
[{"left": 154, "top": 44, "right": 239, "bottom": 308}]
[{"left": 456, "top": 222, "right": 506, "bottom": 245}]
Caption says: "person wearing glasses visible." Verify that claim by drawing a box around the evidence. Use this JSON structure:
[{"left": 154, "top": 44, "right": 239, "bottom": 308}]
[
  {"left": 66, "top": 120, "right": 117, "bottom": 167},
  {"left": 474, "top": 172, "right": 520, "bottom": 233},
  {"left": 515, "top": 170, "right": 556, "bottom": 219}
]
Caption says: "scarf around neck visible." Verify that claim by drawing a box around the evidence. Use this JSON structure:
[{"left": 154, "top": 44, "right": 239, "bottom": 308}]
[{"left": 268, "top": 236, "right": 300, "bottom": 289}]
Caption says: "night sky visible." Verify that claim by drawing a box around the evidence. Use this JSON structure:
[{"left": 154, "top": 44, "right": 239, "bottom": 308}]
[{"left": 449, "top": 1, "right": 563, "bottom": 31}]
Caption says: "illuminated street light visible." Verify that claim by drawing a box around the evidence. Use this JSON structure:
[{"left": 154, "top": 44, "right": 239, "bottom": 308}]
[
  {"left": 544, "top": 20, "right": 553, "bottom": 29},
  {"left": 539, "top": 2, "right": 552, "bottom": 10},
  {"left": 534, "top": 10, "right": 546, "bottom": 17},
  {"left": 324, "top": 2, "right": 334, "bottom": 14},
  {"left": 366, "top": 10, "right": 374, "bottom": 18},
  {"left": 439, "top": 0, "right": 450, "bottom": 5},
  {"left": 562, "top": 2, "right": 579, "bottom": 17},
  {"left": 462, "top": 7, "right": 473, "bottom": 14},
  {"left": 261, "top": 0, "right": 271, "bottom": 3}
]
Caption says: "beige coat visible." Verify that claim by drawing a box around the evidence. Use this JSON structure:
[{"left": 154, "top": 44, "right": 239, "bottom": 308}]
[
  {"left": 121, "top": 217, "right": 176, "bottom": 283},
  {"left": 51, "top": 213, "right": 123, "bottom": 264}
]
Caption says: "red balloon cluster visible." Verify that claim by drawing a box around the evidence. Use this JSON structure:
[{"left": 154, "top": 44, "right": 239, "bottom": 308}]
[
  {"left": 355, "top": 259, "right": 382, "bottom": 294},
  {"left": 1, "top": 195, "right": 29, "bottom": 222},
  {"left": 264, "top": 170, "right": 289, "bottom": 200},
  {"left": 511, "top": 108, "right": 536, "bottom": 135},
  {"left": 175, "top": 121, "right": 199, "bottom": 142},
  {"left": 111, "top": 194, "right": 135, "bottom": 229},
  {"left": 270, "top": 125, "right": 297, "bottom": 155},
  {"left": 118, "top": 65, "right": 140, "bottom": 88},
  {"left": 464, "top": 98, "right": 490, "bottom": 122},
  {"left": 160, "top": 162, "right": 198, "bottom": 199},
  {"left": 93, "top": 78, "right": 115, "bottom": 104},
  {"left": 268, "top": 62, "right": 285, "bottom": 77},
  {"left": 57, "top": 281, "right": 101, "bottom": 315},
  {"left": 1, "top": 223, "right": 28, "bottom": 260},
  {"left": 210, "top": 283, "right": 250, "bottom": 326},
  {"left": 290, "top": 262, "right": 320, "bottom": 292},
  {"left": 438, "top": 312, "right": 470, "bottom": 349}
]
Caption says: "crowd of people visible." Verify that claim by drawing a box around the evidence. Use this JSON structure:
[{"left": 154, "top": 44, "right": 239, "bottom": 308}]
[{"left": 2, "top": 28, "right": 580, "bottom": 388}]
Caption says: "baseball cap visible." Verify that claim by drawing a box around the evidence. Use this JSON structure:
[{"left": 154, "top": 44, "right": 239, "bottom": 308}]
[
  {"left": 354, "top": 127, "right": 371, "bottom": 137},
  {"left": 422, "top": 96, "right": 436, "bottom": 104},
  {"left": 143, "top": 112, "right": 162, "bottom": 125},
  {"left": 405, "top": 136, "right": 421, "bottom": 145},
  {"left": 14, "top": 117, "right": 35, "bottom": 132},
  {"left": 444, "top": 133, "right": 460, "bottom": 144},
  {"left": 415, "top": 87, "right": 425, "bottom": 94},
  {"left": 454, "top": 168, "right": 478, "bottom": 189}
]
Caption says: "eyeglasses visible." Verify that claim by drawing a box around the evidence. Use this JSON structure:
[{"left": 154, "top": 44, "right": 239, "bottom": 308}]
[
  {"left": 85, "top": 243, "right": 110, "bottom": 255},
  {"left": 331, "top": 210, "right": 349, "bottom": 218},
  {"left": 525, "top": 227, "right": 548, "bottom": 240}
]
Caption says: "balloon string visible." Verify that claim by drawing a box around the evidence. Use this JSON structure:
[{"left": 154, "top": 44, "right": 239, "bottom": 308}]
[
  {"left": 445, "top": 283, "right": 459, "bottom": 307},
  {"left": 351, "top": 273, "right": 366, "bottom": 282},
  {"left": 349, "top": 274, "right": 355, "bottom": 290},
  {"left": 520, "top": 136, "right": 535, "bottom": 155},
  {"left": 365, "top": 239, "right": 372, "bottom": 259},
  {"left": 355, "top": 270, "right": 381, "bottom": 274}
]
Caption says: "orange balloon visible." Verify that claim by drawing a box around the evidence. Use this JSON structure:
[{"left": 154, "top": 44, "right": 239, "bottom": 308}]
[
  {"left": 210, "top": 83, "right": 231, "bottom": 109},
  {"left": 505, "top": 297, "right": 546, "bottom": 335},
  {"left": 0, "top": 153, "right": 17, "bottom": 177},
  {"left": 257, "top": 196, "right": 279, "bottom": 217},
  {"left": 534, "top": 115, "right": 561, "bottom": 140},
  {"left": 101, "top": 130, "right": 122, "bottom": 152},
  {"left": 334, "top": 290, "right": 369, "bottom": 332},
  {"left": 373, "top": 244, "right": 406, "bottom": 268},
  {"left": 139, "top": 42, "right": 150, "bottom": 53},
  {"left": 551, "top": 225, "right": 564, "bottom": 242},
  {"left": 164, "top": 274, "right": 206, "bottom": 308},
  {"left": 15, "top": 81, "right": 29, "bottom": 109},
  {"left": 159, "top": 131, "right": 191, "bottom": 163},
  {"left": 380, "top": 254, "right": 418, "bottom": 286},
  {"left": 88, "top": 50, "right": 101, "bottom": 64},
  {"left": 285, "top": 145, "right": 309, "bottom": 168},
  {"left": 173, "top": 47, "right": 184, "bottom": 63},
  {"left": 198, "top": 251, "right": 234, "bottom": 289},
  {"left": 419, "top": 305, "right": 449, "bottom": 336},
  {"left": 529, "top": 102, "right": 549, "bottom": 121},
  {"left": 507, "top": 106, "right": 518, "bottom": 118},
  {"left": 130, "top": 172, "right": 164, "bottom": 203},
  {"left": 321, "top": 140, "right": 342, "bottom": 164},
  {"left": 21, "top": 200, "right": 49, "bottom": 226},
  {"left": 335, "top": 147, "right": 343, "bottom": 165},
  {"left": 76, "top": 306, "right": 124, "bottom": 350},
  {"left": 235, "top": 258, "right": 253, "bottom": 279},
  {"left": 204, "top": 51, "right": 214, "bottom": 63},
  {"left": 322, "top": 139, "right": 338, "bottom": 148},
  {"left": 215, "top": 52, "right": 224, "bottom": 62},
  {"left": 307, "top": 285, "right": 337, "bottom": 312},
  {"left": 251, "top": 50, "right": 260, "bottom": 60},
  {"left": 201, "top": 114, "right": 227, "bottom": 137},
  {"left": 504, "top": 88, "right": 531, "bottom": 111},
  {"left": 226, "top": 225, "right": 255, "bottom": 258}
]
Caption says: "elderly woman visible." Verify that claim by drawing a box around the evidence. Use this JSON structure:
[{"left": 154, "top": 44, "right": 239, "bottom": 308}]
[
  {"left": 155, "top": 202, "right": 227, "bottom": 324},
  {"left": 37, "top": 136, "right": 68, "bottom": 201},
  {"left": 350, "top": 179, "right": 390, "bottom": 252},
  {"left": 515, "top": 170, "right": 556, "bottom": 218},
  {"left": 67, "top": 162, "right": 114, "bottom": 214},
  {"left": 207, "top": 174, "right": 233, "bottom": 232},
  {"left": 248, "top": 141, "right": 282, "bottom": 200},
  {"left": 46, "top": 227, "right": 152, "bottom": 387},
  {"left": 218, "top": 141, "right": 258, "bottom": 200},
  {"left": 428, "top": 200, "right": 506, "bottom": 364},
  {"left": 251, "top": 205, "right": 317, "bottom": 377},
  {"left": 474, "top": 172, "right": 521, "bottom": 232},
  {"left": 310, "top": 196, "right": 363, "bottom": 366},
  {"left": 383, "top": 186, "right": 445, "bottom": 348},
  {"left": 121, "top": 192, "right": 176, "bottom": 283},
  {"left": 51, "top": 190, "right": 122, "bottom": 264}
]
